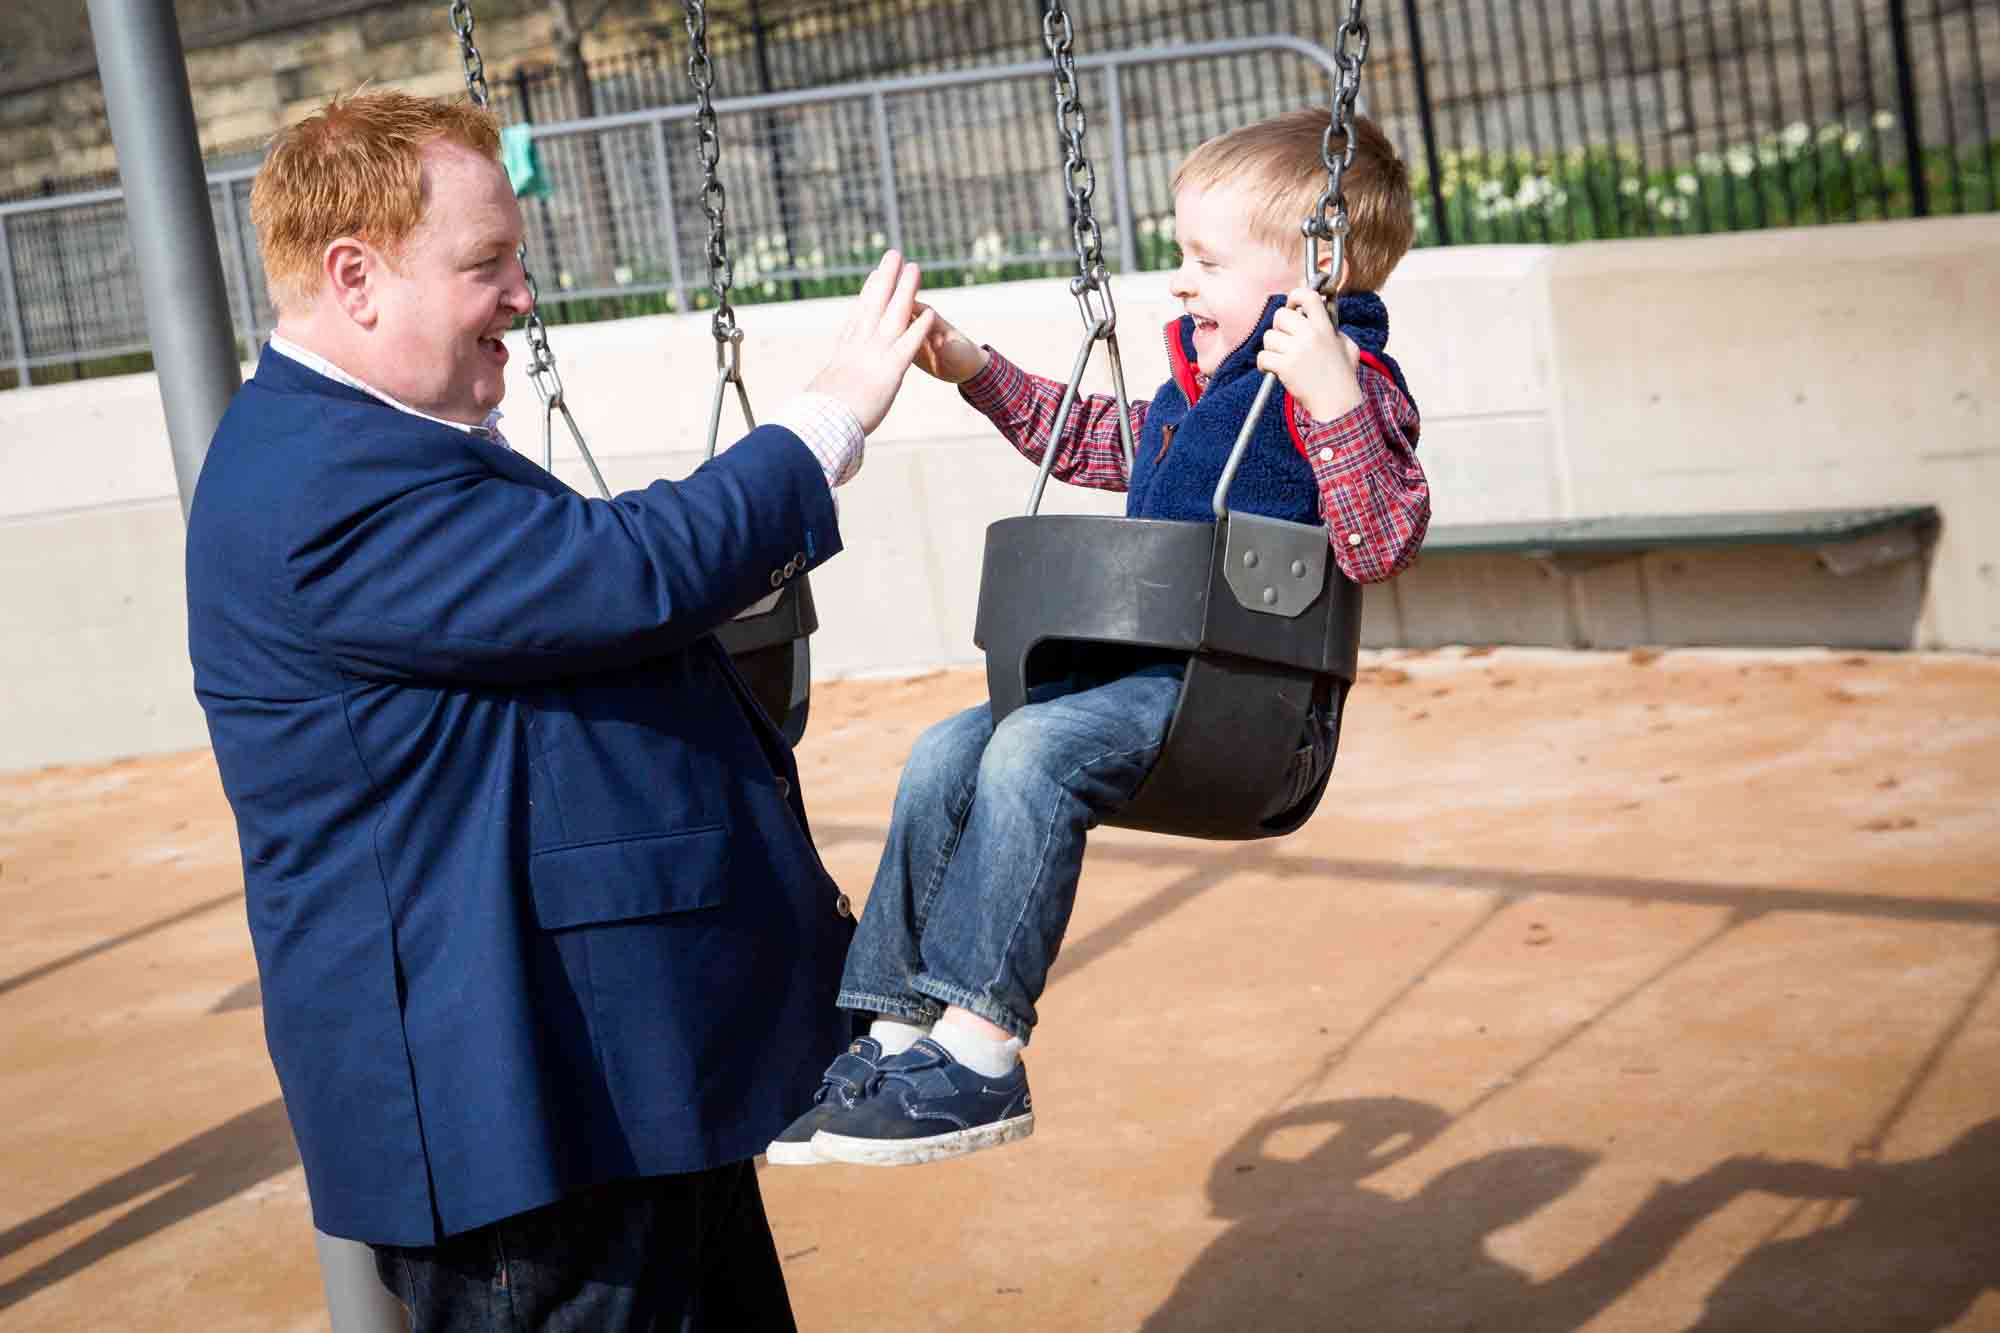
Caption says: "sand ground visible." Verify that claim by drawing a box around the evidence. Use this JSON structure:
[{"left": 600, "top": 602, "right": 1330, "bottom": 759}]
[{"left": 2, "top": 648, "right": 1997, "bottom": 1332}]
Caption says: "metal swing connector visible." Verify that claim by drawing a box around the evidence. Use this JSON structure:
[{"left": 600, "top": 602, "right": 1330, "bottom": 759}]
[
  {"left": 1069, "top": 261, "right": 1116, "bottom": 334},
  {"left": 700, "top": 303, "right": 777, "bottom": 619},
  {"left": 1025, "top": 308, "right": 1138, "bottom": 516},
  {"left": 520, "top": 272, "right": 611, "bottom": 501},
  {"left": 1304, "top": 218, "right": 1349, "bottom": 299},
  {"left": 703, "top": 323, "right": 757, "bottom": 462}
]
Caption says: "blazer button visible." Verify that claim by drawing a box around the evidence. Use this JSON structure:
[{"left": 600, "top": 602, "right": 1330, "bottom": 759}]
[
  {"left": 793, "top": 551, "right": 808, "bottom": 568},
  {"left": 835, "top": 893, "right": 854, "bottom": 920},
  {"left": 770, "top": 569, "right": 784, "bottom": 588},
  {"left": 783, "top": 559, "right": 798, "bottom": 579}
]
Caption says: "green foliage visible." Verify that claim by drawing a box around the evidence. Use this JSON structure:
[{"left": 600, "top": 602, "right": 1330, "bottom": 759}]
[
  {"left": 1407, "top": 117, "right": 2000, "bottom": 246},
  {"left": 2, "top": 349, "right": 157, "bottom": 390}
]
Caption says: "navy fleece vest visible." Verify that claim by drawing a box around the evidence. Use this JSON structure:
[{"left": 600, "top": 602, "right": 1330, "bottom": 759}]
[{"left": 1125, "top": 291, "right": 1412, "bottom": 524}]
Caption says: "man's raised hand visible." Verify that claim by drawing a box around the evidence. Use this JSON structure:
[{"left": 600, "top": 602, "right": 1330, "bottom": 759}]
[{"left": 807, "top": 251, "right": 937, "bottom": 436}]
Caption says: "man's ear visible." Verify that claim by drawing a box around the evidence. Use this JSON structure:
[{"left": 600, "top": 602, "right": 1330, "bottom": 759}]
[{"left": 323, "top": 237, "right": 377, "bottom": 328}]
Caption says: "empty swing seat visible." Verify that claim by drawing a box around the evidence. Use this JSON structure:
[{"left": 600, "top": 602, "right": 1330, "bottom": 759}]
[
  {"left": 974, "top": 510, "right": 1363, "bottom": 841},
  {"left": 716, "top": 578, "right": 817, "bottom": 745}
]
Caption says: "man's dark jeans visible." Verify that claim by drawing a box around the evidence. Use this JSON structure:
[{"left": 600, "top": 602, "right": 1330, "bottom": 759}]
[{"left": 370, "top": 1164, "right": 795, "bottom": 1332}]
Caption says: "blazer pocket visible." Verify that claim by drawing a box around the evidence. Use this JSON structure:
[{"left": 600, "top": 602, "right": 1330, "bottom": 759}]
[{"left": 527, "top": 825, "right": 729, "bottom": 930}]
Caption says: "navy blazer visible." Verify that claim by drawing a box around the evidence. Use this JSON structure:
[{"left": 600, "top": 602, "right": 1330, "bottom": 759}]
[{"left": 187, "top": 348, "right": 856, "bottom": 1245}]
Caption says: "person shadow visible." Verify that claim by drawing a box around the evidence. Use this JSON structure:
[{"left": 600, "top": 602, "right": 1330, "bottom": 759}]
[
  {"left": 1141, "top": 1096, "right": 1595, "bottom": 1332},
  {"left": 1143, "top": 1101, "right": 2000, "bottom": 1332},
  {"left": 0, "top": 1099, "right": 300, "bottom": 1315},
  {"left": 1681, "top": 1118, "right": 2000, "bottom": 1331}
]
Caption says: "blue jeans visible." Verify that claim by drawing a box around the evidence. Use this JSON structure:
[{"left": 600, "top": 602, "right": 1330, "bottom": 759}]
[{"left": 836, "top": 664, "right": 1184, "bottom": 1042}]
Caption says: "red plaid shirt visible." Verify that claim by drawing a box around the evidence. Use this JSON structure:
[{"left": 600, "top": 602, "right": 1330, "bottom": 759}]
[{"left": 960, "top": 339, "right": 1429, "bottom": 583}]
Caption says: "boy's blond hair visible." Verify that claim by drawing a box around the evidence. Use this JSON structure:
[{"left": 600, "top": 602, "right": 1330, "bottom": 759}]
[
  {"left": 1172, "top": 109, "right": 1414, "bottom": 293},
  {"left": 250, "top": 90, "right": 502, "bottom": 314}
]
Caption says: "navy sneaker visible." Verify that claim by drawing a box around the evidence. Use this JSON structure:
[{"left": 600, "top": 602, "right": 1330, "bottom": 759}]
[
  {"left": 810, "top": 1037, "right": 1033, "bottom": 1166},
  {"left": 765, "top": 1036, "right": 886, "bottom": 1166}
]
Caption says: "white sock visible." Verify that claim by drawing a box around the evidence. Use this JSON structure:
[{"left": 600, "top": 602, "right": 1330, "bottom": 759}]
[
  {"left": 868, "top": 1018, "right": 930, "bottom": 1057},
  {"left": 929, "top": 1015, "right": 1024, "bottom": 1078}
]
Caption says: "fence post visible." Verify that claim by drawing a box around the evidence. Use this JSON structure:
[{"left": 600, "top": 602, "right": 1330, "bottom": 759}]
[
  {"left": 649, "top": 118, "right": 691, "bottom": 315},
  {"left": 748, "top": 0, "right": 804, "bottom": 300},
  {"left": 1885, "top": 0, "right": 1929, "bottom": 217},
  {"left": 1104, "top": 65, "right": 1139, "bottom": 274},
  {"left": 214, "top": 178, "right": 260, "bottom": 365},
  {"left": 870, "top": 90, "right": 905, "bottom": 254},
  {"left": 0, "top": 217, "right": 29, "bottom": 389},
  {"left": 1401, "top": 0, "right": 1452, "bottom": 246},
  {"left": 43, "top": 180, "right": 85, "bottom": 378}
]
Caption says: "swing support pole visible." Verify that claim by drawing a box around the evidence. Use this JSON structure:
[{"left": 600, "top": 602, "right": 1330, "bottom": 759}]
[
  {"left": 89, "top": 4, "right": 406, "bottom": 1329},
  {"left": 86, "top": 0, "right": 240, "bottom": 520}
]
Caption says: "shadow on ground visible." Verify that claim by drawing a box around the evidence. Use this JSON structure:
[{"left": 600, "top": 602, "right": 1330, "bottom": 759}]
[
  {"left": 1142, "top": 1102, "right": 2000, "bottom": 1332},
  {"left": 0, "top": 1100, "right": 298, "bottom": 1315},
  {"left": 5, "top": 795, "right": 1993, "bottom": 1323}
]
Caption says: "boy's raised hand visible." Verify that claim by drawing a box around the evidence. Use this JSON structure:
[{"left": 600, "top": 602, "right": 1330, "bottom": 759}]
[
  {"left": 806, "top": 251, "right": 937, "bottom": 435},
  {"left": 910, "top": 304, "right": 990, "bottom": 384},
  {"left": 1257, "top": 285, "right": 1364, "bottom": 423}
]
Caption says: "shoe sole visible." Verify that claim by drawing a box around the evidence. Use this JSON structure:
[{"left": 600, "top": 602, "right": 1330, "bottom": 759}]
[
  {"left": 811, "top": 1112, "right": 1035, "bottom": 1166},
  {"left": 763, "top": 1138, "right": 824, "bottom": 1166}
]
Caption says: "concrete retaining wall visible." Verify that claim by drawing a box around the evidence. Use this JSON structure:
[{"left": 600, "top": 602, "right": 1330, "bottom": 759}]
[{"left": 1, "top": 215, "right": 1994, "bottom": 770}]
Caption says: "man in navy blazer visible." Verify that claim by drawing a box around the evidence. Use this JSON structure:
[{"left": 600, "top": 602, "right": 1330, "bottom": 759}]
[{"left": 186, "top": 90, "right": 936, "bottom": 1329}]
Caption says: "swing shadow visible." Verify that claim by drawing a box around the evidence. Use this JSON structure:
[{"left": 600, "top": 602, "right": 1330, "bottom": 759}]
[
  {"left": 1138, "top": 1102, "right": 2000, "bottom": 1332},
  {"left": 0, "top": 890, "right": 239, "bottom": 1000},
  {"left": 0, "top": 1099, "right": 300, "bottom": 1316},
  {"left": 807, "top": 819, "right": 2000, "bottom": 972}
]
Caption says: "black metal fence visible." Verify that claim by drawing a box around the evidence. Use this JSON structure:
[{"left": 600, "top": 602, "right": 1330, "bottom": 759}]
[
  {"left": 485, "top": 0, "right": 1998, "bottom": 247},
  {"left": 2, "top": 0, "right": 1995, "bottom": 388}
]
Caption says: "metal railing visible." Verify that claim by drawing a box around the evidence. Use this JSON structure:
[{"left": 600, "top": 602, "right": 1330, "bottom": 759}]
[
  {"left": 507, "top": 35, "right": 1340, "bottom": 316},
  {"left": 0, "top": 35, "right": 1339, "bottom": 389},
  {"left": 0, "top": 165, "right": 262, "bottom": 388},
  {"left": 4, "top": 0, "right": 1997, "bottom": 390},
  {"left": 482, "top": 0, "right": 1998, "bottom": 244}
]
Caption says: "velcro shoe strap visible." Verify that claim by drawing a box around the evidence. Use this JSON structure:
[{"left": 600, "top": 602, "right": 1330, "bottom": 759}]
[
  {"left": 891, "top": 1064, "right": 962, "bottom": 1100},
  {"left": 824, "top": 1050, "right": 876, "bottom": 1096}
]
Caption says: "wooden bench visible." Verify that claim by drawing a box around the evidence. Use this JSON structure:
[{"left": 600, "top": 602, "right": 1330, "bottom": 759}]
[{"left": 1363, "top": 505, "right": 1941, "bottom": 650}]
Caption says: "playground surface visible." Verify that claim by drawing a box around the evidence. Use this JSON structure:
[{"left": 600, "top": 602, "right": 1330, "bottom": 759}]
[{"left": 2, "top": 646, "right": 1997, "bottom": 1332}]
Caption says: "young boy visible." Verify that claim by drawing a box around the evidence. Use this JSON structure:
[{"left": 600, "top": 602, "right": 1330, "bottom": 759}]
[{"left": 770, "top": 110, "right": 1430, "bottom": 1167}]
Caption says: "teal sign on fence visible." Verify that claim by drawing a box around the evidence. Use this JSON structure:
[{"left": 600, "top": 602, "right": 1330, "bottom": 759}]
[{"left": 500, "top": 124, "right": 550, "bottom": 199}]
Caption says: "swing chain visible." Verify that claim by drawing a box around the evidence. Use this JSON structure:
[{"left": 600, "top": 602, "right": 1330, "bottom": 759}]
[
  {"left": 449, "top": 0, "right": 490, "bottom": 109},
  {"left": 1040, "top": 1, "right": 1113, "bottom": 331},
  {"left": 1307, "top": 0, "right": 1370, "bottom": 293},
  {"left": 682, "top": 0, "right": 740, "bottom": 350},
  {"left": 448, "top": 2, "right": 569, "bottom": 437},
  {"left": 1026, "top": 0, "right": 1135, "bottom": 505},
  {"left": 447, "top": 1, "right": 606, "bottom": 495}
]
